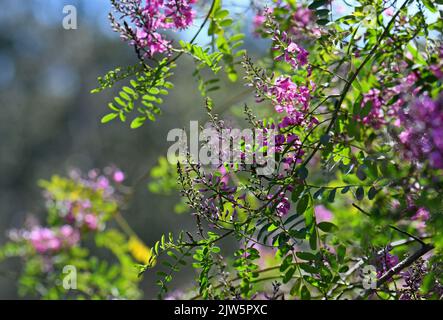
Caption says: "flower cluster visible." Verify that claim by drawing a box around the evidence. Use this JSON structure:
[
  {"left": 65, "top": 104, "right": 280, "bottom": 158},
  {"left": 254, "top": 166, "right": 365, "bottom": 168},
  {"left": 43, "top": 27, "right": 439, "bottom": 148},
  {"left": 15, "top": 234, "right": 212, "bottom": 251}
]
[
  {"left": 400, "top": 259, "right": 427, "bottom": 300},
  {"left": 411, "top": 207, "right": 430, "bottom": 232},
  {"left": 375, "top": 246, "right": 399, "bottom": 279},
  {"left": 289, "top": 5, "right": 321, "bottom": 38},
  {"left": 275, "top": 189, "right": 291, "bottom": 216},
  {"left": 398, "top": 94, "right": 443, "bottom": 169},
  {"left": 273, "top": 31, "right": 309, "bottom": 69},
  {"left": 269, "top": 76, "right": 312, "bottom": 114},
  {"left": 29, "top": 225, "right": 80, "bottom": 254},
  {"left": 357, "top": 58, "right": 421, "bottom": 129},
  {"left": 253, "top": 4, "right": 321, "bottom": 39},
  {"left": 110, "top": 0, "right": 197, "bottom": 57},
  {"left": 358, "top": 89, "right": 386, "bottom": 129},
  {"left": 8, "top": 167, "right": 126, "bottom": 256}
]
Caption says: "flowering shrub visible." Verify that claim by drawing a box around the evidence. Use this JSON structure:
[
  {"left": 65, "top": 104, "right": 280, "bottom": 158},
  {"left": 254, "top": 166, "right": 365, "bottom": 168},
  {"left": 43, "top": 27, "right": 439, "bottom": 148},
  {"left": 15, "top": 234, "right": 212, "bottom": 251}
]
[
  {"left": 2, "top": 0, "right": 443, "bottom": 300},
  {"left": 0, "top": 167, "right": 152, "bottom": 299}
]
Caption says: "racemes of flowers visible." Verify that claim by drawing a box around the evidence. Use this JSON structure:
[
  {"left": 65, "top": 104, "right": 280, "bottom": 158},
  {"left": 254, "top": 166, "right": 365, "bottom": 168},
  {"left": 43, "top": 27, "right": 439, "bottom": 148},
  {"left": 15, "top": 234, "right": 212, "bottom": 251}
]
[
  {"left": 397, "top": 94, "right": 443, "bottom": 169},
  {"left": 247, "top": 11, "right": 317, "bottom": 128},
  {"left": 8, "top": 167, "right": 126, "bottom": 256},
  {"left": 0, "top": 167, "right": 150, "bottom": 299},
  {"left": 253, "top": 3, "right": 322, "bottom": 40},
  {"left": 109, "top": 0, "right": 198, "bottom": 57}
]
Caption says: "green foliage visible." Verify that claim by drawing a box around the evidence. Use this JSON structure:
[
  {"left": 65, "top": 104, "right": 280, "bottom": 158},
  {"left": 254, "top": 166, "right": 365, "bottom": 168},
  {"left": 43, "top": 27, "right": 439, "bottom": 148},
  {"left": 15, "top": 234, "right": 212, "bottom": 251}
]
[{"left": 94, "top": 59, "right": 175, "bottom": 128}]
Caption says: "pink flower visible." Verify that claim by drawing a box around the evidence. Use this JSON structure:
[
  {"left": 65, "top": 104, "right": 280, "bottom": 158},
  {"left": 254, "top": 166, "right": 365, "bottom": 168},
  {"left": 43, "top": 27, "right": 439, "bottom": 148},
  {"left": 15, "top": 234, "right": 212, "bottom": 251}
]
[
  {"left": 267, "top": 76, "right": 311, "bottom": 114},
  {"left": 218, "top": 166, "right": 229, "bottom": 185},
  {"left": 314, "top": 205, "right": 333, "bottom": 223},
  {"left": 273, "top": 33, "right": 309, "bottom": 68},
  {"left": 384, "top": 7, "right": 394, "bottom": 17},
  {"left": 60, "top": 225, "right": 80, "bottom": 246},
  {"left": 411, "top": 207, "right": 430, "bottom": 221},
  {"left": 253, "top": 13, "right": 266, "bottom": 32},
  {"left": 84, "top": 214, "right": 99, "bottom": 231},
  {"left": 292, "top": 6, "right": 314, "bottom": 28},
  {"left": 430, "top": 65, "right": 443, "bottom": 79},
  {"left": 358, "top": 89, "right": 385, "bottom": 129},
  {"left": 113, "top": 170, "right": 125, "bottom": 183},
  {"left": 29, "top": 227, "right": 61, "bottom": 254},
  {"left": 116, "top": 0, "right": 198, "bottom": 57},
  {"left": 97, "top": 176, "right": 110, "bottom": 190}
]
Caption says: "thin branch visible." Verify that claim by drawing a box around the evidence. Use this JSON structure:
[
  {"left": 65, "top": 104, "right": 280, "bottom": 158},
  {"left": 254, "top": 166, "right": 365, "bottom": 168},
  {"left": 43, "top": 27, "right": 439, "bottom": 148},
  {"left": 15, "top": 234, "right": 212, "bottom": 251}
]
[{"left": 376, "top": 243, "right": 434, "bottom": 288}]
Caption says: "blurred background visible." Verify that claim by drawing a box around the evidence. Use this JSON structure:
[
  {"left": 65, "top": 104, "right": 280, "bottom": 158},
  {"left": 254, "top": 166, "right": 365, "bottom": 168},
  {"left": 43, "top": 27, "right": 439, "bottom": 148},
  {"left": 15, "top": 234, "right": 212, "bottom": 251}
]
[{"left": 0, "top": 0, "right": 267, "bottom": 298}]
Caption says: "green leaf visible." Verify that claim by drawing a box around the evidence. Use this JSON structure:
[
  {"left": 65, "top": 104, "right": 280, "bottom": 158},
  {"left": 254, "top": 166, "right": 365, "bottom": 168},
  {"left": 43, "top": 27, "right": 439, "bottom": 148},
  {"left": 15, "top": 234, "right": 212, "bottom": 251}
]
[
  {"left": 297, "top": 194, "right": 310, "bottom": 215},
  {"left": 368, "top": 186, "right": 378, "bottom": 200},
  {"left": 148, "top": 87, "right": 160, "bottom": 95},
  {"left": 283, "top": 266, "right": 296, "bottom": 284},
  {"left": 290, "top": 278, "right": 302, "bottom": 296},
  {"left": 301, "top": 285, "right": 311, "bottom": 300},
  {"left": 317, "top": 222, "right": 338, "bottom": 233},
  {"left": 308, "top": 0, "right": 327, "bottom": 10},
  {"left": 280, "top": 255, "right": 293, "bottom": 272},
  {"left": 309, "top": 227, "right": 317, "bottom": 250},
  {"left": 114, "top": 97, "right": 127, "bottom": 107},
  {"left": 313, "top": 187, "right": 325, "bottom": 199},
  {"left": 296, "top": 252, "right": 317, "bottom": 261},
  {"left": 316, "top": 9, "right": 330, "bottom": 17},
  {"left": 337, "top": 245, "right": 346, "bottom": 263},
  {"left": 356, "top": 166, "right": 367, "bottom": 181},
  {"left": 297, "top": 167, "right": 309, "bottom": 180},
  {"left": 220, "top": 18, "right": 233, "bottom": 27},
  {"left": 215, "top": 9, "right": 229, "bottom": 20},
  {"left": 355, "top": 187, "right": 364, "bottom": 201},
  {"left": 288, "top": 229, "right": 307, "bottom": 238},
  {"left": 422, "top": 0, "right": 437, "bottom": 12},
  {"left": 320, "top": 134, "right": 330, "bottom": 145},
  {"left": 341, "top": 186, "right": 350, "bottom": 194},
  {"left": 299, "top": 263, "right": 318, "bottom": 273},
  {"left": 284, "top": 214, "right": 300, "bottom": 226},
  {"left": 100, "top": 113, "right": 118, "bottom": 124},
  {"left": 291, "top": 185, "right": 305, "bottom": 202},
  {"left": 107, "top": 102, "right": 120, "bottom": 112},
  {"left": 327, "top": 189, "right": 336, "bottom": 203},
  {"left": 130, "top": 117, "right": 147, "bottom": 129},
  {"left": 317, "top": 19, "right": 329, "bottom": 25}
]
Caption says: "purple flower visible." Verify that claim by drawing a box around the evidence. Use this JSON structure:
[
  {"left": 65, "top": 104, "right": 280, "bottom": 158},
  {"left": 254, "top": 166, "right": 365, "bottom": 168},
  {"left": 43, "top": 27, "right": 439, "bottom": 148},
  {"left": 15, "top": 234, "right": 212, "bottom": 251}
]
[
  {"left": 376, "top": 247, "right": 399, "bottom": 279},
  {"left": 276, "top": 197, "right": 291, "bottom": 216},
  {"left": 411, "top": 207, "right": 430, "bottom": 221},
  {"left": 273, "top": 33, "right": 309, "bottom": 68},
  {"left": 398, "top": 94, "right": 443, "bottom": 169},
  {"left": 292, "top": 6, "right": 314, "bottom": 28},
  {"left": 430, "top": 64, "right": 443, "bottom": 79}
]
